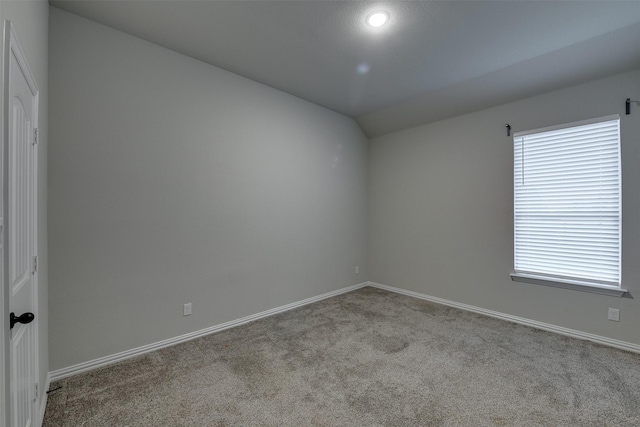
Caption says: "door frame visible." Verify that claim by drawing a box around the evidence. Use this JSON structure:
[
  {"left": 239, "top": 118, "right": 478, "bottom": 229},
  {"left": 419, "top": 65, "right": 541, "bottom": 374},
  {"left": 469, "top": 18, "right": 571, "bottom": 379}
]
[
  {"left": 1, "top": 20, "right": 39, "bottom": 427},
  {"left": 0, "top": 11, "right": 7, "bottom": 427}
]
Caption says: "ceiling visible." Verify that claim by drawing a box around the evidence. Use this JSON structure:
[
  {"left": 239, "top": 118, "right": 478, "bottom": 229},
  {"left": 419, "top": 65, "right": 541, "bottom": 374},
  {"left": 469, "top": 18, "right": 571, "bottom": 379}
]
[{"left": 51, "top": 1, "right": 640, "bottom": 137}]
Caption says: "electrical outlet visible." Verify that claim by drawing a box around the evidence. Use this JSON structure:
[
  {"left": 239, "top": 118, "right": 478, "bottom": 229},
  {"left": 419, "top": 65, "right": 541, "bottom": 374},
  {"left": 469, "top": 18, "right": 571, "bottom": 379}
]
[
  {"left": 608, "top": 308, "right": 620, "bottom": 322},
  {"left": 184, "top": 303, "right": 192, "bottom": 316},
  {"left": 355, "top": 266, "right": 360, "bottom": 274}
]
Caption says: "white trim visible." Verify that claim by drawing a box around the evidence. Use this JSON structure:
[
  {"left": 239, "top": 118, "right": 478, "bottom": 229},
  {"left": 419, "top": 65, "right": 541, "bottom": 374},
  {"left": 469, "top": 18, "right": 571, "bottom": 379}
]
[
  {"left": 513, "top": 114, "right": 620, "bottom": 137},
  {"left": 510, "top": 273, "right": 627, "bottom": 297},
  {"left": 49, "top": 280, "right": 640, "bottom": 383},
  {"left": 0, "top": 16, "right": 7, "bottom": 427},
  {"left": 49, "top": 282, "right": 369, "bottom": 382},
  {"left": 367, "top": 282, "right": 640, "bottom": 354},
  {"left": 36, "top": 372, "right": 49, "bottom": 427}
]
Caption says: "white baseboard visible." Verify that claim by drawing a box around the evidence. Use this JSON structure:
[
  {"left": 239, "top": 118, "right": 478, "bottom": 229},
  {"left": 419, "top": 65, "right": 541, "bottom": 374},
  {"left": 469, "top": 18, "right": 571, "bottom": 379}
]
[
  {"left": 37, "top": 372, "right": 50, "bottom": 427},
  {"left": 367, "top": 281, "right": 640, "bottom": 354},
  {"left": 49, "top": 282, "right": 368, "bottom": 382},
  {"left": 50, "top": 280, "right": 639, "bottom": 383}
]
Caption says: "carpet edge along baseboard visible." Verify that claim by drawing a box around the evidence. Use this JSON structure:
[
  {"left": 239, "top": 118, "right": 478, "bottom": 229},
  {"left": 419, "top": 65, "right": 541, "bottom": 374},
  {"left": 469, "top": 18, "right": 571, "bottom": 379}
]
[
  {"left": 49, "top": 282, "right": 369, "bottom": 381},
  {"left": 368, "top": 282, "right": 640, "bottom": 355},
  {"left": 50, "top": 280, "right": 640, "bottom": 381}
]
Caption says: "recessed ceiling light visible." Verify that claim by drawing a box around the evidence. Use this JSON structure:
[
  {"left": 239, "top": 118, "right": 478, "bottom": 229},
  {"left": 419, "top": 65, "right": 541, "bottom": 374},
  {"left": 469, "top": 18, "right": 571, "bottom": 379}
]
[{"left": 367, "top": 11, "right": 389, "bottom": 28}]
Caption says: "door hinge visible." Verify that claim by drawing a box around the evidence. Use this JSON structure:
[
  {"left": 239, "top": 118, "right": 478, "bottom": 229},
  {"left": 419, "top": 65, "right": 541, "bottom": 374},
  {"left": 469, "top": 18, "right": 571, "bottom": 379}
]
[
  {"left": 35, "top": 383, "right": 39, "bottom": 399},
  {"left": 33, "top": 128, "right": 39, "bottom": 146},
  {"left": 32, "top": 255, "right": 38, "bottom": 274}
]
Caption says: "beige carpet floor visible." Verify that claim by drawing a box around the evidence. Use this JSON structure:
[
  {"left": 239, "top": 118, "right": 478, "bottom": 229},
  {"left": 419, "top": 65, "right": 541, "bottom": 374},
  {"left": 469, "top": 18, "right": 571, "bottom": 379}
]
[{"left": 43, "top": 287, "right": 640, "bottom": 426}]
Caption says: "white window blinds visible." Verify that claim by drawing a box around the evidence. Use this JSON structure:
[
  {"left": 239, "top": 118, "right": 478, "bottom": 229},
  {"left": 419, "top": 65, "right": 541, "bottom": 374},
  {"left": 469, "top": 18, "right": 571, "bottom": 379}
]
[{"left": 514, "top": 116, "right": 621, "bottom": 287}]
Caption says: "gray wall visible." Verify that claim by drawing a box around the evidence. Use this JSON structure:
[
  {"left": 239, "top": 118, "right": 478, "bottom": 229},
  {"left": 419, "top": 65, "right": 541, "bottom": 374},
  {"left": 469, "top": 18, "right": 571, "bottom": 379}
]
[
  {"left": 369, "top": 69, "right": 640, "bottom": 346},
  {"left": 0, "top": 0, "right": 48, "bottom": 417},
  {"left": 48, "top": 8, "right": 367, "bottom": 371}
]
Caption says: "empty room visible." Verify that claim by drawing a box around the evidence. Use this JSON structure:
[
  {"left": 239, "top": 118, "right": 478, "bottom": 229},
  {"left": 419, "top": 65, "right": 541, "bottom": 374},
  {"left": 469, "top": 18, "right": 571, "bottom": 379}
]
[{"left": 1, "top": 0, "right": 640, "bottom": 426}]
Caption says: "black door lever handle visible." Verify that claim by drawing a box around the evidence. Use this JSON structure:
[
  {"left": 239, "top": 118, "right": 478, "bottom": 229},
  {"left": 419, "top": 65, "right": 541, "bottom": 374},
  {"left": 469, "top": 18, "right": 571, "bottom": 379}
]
[{"left": 10, "top": 312, "right": 34, "bottom": 330}]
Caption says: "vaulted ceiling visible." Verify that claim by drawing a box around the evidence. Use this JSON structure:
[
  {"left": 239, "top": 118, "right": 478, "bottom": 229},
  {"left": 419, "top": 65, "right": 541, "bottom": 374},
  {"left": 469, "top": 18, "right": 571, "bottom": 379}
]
[{"left": 51, "top": 1, "right": 640, "bottom": 137}]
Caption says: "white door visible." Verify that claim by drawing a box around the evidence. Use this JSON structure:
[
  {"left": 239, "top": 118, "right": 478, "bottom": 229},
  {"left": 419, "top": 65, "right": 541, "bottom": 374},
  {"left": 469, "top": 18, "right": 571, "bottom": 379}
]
[{"left": 4, "top": 22, "right": 39, "bottom": 427}]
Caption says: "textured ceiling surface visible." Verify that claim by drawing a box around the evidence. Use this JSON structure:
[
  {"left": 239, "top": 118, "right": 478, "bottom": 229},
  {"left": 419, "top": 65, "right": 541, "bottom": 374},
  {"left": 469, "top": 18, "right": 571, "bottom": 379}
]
[{"left": 51, "top": 1, "right": 640, "bottom": 137}]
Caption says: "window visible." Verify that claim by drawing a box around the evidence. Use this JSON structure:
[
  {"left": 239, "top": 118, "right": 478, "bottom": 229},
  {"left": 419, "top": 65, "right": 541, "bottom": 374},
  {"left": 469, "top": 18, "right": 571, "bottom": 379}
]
[{"left": 511, "top": 115, "right": 625, "bottom": 296}]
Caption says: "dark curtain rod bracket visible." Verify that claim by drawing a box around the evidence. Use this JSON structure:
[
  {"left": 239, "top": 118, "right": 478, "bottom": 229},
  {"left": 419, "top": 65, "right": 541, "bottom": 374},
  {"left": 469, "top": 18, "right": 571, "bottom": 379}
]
[
  {"left": 627, "top": 98, "right": 640, "bottom": 115},
  {"left": 506, "top": 124, "right": 511, "bottom": 137}
]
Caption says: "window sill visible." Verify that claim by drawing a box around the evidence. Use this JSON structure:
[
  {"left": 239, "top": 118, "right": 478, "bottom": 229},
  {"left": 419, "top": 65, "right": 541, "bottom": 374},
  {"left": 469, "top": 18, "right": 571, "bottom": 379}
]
[{"left": 510, "top": 273, "right": 627, "bottom": 297}]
